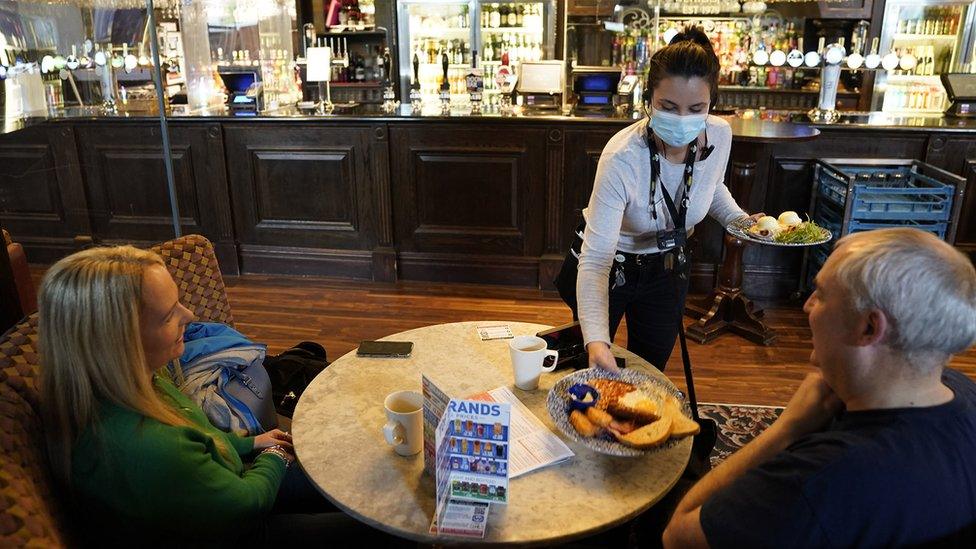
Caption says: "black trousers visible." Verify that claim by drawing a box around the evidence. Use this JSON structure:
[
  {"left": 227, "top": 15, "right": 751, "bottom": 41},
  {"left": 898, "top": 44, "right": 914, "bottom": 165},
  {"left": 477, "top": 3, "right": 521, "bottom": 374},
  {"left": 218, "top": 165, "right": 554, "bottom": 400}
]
[{"left": 555, "top": 252, "right": 689, "bottom": 371}]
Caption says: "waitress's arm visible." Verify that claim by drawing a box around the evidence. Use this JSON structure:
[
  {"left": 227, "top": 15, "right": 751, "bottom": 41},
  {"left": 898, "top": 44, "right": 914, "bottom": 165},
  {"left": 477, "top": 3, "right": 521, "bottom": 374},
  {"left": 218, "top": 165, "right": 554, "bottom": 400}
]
[
  {"left": 706, "top": 142, "right": 749, "bottom": 226},
  {"left": 576, "top": 150, "right": 629, "bottom": 353}
]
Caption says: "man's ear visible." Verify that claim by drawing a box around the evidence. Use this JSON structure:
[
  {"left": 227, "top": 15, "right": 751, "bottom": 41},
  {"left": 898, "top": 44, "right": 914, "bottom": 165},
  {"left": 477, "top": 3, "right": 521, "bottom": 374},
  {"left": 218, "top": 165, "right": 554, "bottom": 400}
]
[{"left": 856, "top": 309, "right": 888, "bottom": 347}]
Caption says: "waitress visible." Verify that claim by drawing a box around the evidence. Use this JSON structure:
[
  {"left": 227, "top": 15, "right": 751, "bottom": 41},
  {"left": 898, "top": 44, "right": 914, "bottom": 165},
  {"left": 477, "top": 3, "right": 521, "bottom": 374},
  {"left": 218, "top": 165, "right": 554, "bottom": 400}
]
[{"left": 555, "top": 28, "right": 753, "bottom": 372}]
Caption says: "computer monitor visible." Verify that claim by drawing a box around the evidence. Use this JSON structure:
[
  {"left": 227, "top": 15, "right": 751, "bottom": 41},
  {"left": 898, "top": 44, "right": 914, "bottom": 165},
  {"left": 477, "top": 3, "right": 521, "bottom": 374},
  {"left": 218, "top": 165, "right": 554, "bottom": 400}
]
[{"left": 517, "top": 61, "right": 564, "bottom": 95}]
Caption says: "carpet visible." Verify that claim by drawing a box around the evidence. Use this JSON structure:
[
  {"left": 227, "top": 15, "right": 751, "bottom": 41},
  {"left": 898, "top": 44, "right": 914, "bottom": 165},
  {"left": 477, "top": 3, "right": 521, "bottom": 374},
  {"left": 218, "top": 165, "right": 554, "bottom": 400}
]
[{"left": 698, "top": 403, "right": 784, "bottom": 468}]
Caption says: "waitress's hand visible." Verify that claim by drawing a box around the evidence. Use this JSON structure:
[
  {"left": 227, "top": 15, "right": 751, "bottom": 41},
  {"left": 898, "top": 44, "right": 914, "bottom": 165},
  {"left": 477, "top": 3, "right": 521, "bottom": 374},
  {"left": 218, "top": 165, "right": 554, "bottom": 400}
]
[
  {"left": 587, "top": 341, "right": 621, "bottom": 374},
  {"left": 747, "top": 212, "right": 766, "bottom": 221}
]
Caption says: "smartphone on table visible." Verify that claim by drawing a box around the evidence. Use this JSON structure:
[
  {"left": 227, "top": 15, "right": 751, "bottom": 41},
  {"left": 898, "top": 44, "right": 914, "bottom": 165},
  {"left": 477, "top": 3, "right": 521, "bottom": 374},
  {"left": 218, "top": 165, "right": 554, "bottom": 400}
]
[{"left": 357, "top": 340, "right": 414, "bottom": 358}]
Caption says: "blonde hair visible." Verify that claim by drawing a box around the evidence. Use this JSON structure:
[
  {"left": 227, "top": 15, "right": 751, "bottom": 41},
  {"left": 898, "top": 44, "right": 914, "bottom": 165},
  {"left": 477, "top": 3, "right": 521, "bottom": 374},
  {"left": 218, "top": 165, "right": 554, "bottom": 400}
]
[
  {"left": 39, "top": 245, "right": 225, "bottom": 484},
  {"left": 827, "top": 228, "right": 976, "bottom": 365}
]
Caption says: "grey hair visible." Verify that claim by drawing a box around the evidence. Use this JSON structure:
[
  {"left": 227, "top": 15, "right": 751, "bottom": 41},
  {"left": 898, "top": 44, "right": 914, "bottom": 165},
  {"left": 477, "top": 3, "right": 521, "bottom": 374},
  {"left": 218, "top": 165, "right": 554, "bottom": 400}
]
[{"left": 827, "top": 228, "right": 976, "bottom": 363}]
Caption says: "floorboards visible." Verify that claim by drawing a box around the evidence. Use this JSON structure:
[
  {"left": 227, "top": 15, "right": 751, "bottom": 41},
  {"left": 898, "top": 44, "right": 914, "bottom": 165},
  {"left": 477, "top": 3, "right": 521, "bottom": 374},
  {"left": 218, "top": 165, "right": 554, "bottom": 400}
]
[{"left": 219, "top": 275, "right": 976, "bottom": 407}]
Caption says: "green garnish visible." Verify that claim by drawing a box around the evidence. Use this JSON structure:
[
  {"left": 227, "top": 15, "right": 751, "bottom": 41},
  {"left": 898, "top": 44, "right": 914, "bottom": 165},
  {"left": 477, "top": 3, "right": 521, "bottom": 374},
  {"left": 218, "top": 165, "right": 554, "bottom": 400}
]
[{"left": 774, "top": 221, "right": 829, "bottom": 244}]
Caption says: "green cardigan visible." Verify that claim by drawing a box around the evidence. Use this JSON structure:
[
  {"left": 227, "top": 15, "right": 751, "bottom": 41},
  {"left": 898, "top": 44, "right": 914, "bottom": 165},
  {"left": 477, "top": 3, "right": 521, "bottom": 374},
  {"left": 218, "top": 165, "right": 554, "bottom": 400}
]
[{"left": 70, "top": 376, "right": 286, "bottom": 543}]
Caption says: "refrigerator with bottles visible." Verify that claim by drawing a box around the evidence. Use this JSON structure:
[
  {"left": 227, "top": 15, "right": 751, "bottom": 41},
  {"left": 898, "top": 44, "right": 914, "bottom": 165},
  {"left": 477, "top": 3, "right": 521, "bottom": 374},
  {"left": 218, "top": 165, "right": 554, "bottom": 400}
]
[
  {"left": 396, "top": 0, "right": 556, "bottom": 107},
  {"left": 871, "top": 0, "right": 976, "bottom": 114}
]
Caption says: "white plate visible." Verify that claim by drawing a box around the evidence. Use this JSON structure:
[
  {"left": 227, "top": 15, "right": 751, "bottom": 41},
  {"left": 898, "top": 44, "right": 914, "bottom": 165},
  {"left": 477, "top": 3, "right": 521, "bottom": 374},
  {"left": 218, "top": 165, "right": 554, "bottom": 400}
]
[
  {"left": 546, "top": 368, "right": 689, "bottom": 457},
  {"left": 726, "top": 218, "right": 831, "bottom": 247}
]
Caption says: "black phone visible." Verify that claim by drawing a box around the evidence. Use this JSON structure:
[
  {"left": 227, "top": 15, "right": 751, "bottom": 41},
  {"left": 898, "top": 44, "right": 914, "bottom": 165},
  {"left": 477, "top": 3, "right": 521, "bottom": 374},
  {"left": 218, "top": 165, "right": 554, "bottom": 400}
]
[{"left": 357, "top": 340, "right": 413, "bottom": 358}]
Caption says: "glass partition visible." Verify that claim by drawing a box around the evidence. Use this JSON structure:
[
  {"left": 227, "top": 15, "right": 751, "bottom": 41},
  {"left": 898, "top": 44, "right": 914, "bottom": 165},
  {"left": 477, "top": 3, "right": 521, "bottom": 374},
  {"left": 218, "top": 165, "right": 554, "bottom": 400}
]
[{"left": 0, "top": 0, "right": 182, "bottom": 293}]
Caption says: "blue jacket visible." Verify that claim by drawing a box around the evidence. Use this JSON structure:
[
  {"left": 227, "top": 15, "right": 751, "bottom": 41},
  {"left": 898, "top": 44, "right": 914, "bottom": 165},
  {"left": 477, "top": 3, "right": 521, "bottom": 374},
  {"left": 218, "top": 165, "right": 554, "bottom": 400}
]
[{"left": 167, "top": 322, "right": 275, "bottom": 435}]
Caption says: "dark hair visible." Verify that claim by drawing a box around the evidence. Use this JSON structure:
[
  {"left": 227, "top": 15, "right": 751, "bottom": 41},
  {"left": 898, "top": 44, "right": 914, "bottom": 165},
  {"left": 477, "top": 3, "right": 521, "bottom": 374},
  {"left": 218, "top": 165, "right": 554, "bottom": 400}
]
[{"left": 643, "top": 27, "right": 720, "bottom": 108}]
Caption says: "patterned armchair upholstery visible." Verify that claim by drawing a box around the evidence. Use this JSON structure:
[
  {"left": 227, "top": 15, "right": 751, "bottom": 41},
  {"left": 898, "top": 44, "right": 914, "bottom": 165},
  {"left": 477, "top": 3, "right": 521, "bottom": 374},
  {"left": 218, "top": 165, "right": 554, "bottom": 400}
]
[{"left": 0, "top": 235, "right": 233, "bottom": 547}]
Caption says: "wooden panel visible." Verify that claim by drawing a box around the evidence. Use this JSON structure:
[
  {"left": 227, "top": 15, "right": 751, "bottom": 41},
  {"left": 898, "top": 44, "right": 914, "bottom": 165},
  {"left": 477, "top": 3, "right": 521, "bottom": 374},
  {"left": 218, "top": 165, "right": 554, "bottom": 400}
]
[
  {"left": 559, "top": 126, "right": 620, "bottom": 250},
  {"left": 73, "top": 122, "right": 237, "bottom": 272},
  {"left": 953, "top": 159, "right": 976, "bottom": 259},
  {"left": 0, "top": 144, "right": 61, "bottom": 218},
  {"left": 223, "top": 123, "right": 381, "bottom": 278},
  {"left": 96, "top": 146, "right": 201, "bottom": 232},
  {"left": 389, "top": 125, "right": 547, "bottom": 272},
  {"left": 252, "top": 149, "right": 357, "bottom": 228},
  {"left": 0, "top": 125, "right": 89, "bottom": 261}
]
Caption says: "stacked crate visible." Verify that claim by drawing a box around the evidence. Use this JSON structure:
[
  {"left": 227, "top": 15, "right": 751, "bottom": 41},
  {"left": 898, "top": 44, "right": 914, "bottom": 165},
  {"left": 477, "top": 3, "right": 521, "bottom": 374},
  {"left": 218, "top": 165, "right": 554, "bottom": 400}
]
[{"left": 802, "top": 159, "right": 967, "bottom": 291}]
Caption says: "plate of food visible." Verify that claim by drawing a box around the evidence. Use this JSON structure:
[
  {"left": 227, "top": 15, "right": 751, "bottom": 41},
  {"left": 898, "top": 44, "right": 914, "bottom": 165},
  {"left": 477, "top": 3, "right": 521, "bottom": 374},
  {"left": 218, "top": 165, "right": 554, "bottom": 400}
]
[
  {"left": 727, "top": 211, "right": 831, "bottom": 247},
  {"left": 546, "top": 368, "right": 699, "bottom": 457}
]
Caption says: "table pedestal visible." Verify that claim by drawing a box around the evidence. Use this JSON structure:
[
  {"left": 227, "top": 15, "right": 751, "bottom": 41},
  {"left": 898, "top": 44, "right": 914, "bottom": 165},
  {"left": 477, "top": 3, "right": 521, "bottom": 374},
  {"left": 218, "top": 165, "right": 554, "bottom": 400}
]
[{"left": 686, "top": 232, "right": 777, "bottom": 345}]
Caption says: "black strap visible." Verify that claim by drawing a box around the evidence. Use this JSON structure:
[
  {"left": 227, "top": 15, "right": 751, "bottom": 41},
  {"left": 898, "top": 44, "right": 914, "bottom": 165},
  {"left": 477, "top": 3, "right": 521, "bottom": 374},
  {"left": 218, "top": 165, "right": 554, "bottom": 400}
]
[{"left": 647, "top": 132, "right": 697, "bottom": 224}]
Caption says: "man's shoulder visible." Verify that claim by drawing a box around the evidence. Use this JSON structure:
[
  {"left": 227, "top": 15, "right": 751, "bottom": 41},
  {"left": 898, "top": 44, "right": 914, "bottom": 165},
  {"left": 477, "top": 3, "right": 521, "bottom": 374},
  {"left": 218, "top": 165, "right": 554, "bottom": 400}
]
[{"left": 943, "top": 368, "right": 976, "bottom": 402}]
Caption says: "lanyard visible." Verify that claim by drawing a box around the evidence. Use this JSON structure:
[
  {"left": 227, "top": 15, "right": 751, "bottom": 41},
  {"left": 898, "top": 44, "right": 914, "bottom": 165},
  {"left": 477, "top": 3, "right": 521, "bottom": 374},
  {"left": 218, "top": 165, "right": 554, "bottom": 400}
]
[{"left": 646, "top": 132, "right": 697, "bottom": 227}]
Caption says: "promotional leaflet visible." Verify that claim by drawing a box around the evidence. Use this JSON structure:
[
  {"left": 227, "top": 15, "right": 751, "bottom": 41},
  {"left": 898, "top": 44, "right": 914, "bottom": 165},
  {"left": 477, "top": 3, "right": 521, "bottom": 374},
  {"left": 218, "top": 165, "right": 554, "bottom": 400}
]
[
  {"left": 422, "top": 374, "right": 451, "bottom": 477},
  {"left": 426, "top": 377, "right": 512, "bottom": 539}
]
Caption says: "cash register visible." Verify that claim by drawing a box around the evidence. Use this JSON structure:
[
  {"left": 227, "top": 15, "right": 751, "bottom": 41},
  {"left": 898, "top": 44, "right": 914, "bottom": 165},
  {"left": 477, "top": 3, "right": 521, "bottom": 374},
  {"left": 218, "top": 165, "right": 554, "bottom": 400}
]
[
  {"left": 571, "top": 67, "right": 621, "bottom": 112},
  {"left": 941, "top": 73, "right": 976, "bottom": 118},
  {"left": 517, "top": 61, "right": 564, "bottom": 112},
  {"left": 217, "top": 68, "right": 263, "bottom": 114}
]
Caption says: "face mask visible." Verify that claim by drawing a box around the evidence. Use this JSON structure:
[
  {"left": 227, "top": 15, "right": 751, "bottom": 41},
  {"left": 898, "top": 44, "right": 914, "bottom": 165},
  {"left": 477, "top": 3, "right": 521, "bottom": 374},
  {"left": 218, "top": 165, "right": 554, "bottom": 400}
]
[{"left": 649, "top": 108, "right": 708, "bottom": 148}]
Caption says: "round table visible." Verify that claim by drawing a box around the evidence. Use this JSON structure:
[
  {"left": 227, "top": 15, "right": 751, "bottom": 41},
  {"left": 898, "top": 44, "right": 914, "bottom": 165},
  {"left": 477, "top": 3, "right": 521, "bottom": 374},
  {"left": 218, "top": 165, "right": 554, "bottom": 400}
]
[{"left": 292, "top": 321, "right": 692, "bottom": 545}]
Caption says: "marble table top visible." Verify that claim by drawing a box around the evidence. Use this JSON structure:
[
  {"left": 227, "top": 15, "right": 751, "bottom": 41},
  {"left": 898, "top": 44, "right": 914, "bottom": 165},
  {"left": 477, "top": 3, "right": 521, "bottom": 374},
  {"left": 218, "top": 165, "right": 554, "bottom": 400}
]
[{"left": 292, "top": 321, "right": 692, "bottom": 545}]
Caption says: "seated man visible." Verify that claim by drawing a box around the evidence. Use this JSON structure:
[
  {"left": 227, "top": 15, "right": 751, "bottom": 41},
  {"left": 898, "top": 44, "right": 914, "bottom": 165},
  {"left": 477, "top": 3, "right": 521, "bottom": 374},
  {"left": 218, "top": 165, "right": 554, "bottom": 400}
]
[{"left": 664, "top": 228, "right": 976, "bottom": 548}]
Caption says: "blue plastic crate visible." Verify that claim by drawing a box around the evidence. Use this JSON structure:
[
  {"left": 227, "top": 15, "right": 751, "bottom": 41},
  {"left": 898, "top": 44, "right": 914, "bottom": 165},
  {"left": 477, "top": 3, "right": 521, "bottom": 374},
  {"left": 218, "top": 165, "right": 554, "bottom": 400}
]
[
  {"left": 813, "top": 202, "right": 843, "bottom": 240},
  {"left": 848, "top": 219, "right": 949, "bottom": 239},
  {"left": 816, "top": 164, "right": 955, "bottom": 223}
]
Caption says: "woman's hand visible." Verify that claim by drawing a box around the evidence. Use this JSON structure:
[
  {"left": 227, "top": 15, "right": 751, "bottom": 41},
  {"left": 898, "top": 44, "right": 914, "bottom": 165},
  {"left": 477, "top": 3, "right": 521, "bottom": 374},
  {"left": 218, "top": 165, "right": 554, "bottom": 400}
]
[
  {"left": 254, "top": 428, "right": 294, "bottom": 454},
  {"left": 747, "top": 212, "right": 765, "bottom": 222},
  {"left": 587, "top": 341, "right": 621, "bottom": 374}
]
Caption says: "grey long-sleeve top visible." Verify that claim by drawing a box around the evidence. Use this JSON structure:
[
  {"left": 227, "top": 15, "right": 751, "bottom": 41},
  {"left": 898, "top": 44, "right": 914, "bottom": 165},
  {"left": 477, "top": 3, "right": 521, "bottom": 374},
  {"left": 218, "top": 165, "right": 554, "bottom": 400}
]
[{"left": 576, "top": 116, "right": 747, "bottom": 347}]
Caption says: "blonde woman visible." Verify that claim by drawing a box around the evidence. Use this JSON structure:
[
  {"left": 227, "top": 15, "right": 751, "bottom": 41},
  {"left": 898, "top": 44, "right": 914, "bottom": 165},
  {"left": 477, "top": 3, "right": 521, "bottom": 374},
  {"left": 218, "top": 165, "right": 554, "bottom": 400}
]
[{"left": 39, "top": 246, "right": 379, "bottom": 545}]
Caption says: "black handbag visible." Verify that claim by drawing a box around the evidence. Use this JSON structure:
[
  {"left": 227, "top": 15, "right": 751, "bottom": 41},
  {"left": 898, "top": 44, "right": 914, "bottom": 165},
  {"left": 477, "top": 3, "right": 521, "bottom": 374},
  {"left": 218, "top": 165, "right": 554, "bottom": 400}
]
[{"left": 263, "top": 341, "right": 330, "bottom": 418}]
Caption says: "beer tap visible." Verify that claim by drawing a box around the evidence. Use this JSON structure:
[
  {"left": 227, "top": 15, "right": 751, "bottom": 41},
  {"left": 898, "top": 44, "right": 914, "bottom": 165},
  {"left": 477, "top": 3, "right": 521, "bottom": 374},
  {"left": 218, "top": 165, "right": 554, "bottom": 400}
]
[
  {"left": 409, "top": 52, "right": 422, "bottom": 113},
  {"left": 381, "top": 47, "right": 399, "bottom": 113},
  {"left": 439, "top": 50, "right": 451, "bottom": 115}
]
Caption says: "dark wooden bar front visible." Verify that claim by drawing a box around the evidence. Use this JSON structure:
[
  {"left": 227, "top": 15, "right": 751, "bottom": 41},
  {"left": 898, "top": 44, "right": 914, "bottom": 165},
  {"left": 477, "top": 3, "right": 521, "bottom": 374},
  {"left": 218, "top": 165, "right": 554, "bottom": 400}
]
[{"left": 1, "top": 112, "right": 974, "bottom": 301}]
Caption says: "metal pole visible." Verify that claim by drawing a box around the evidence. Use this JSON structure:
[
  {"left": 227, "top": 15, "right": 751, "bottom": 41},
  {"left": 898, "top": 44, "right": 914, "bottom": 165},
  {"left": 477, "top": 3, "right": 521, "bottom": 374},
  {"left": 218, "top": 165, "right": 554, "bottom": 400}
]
[{"left": 145, "top": 0, "right": 182, "bottom": 237}]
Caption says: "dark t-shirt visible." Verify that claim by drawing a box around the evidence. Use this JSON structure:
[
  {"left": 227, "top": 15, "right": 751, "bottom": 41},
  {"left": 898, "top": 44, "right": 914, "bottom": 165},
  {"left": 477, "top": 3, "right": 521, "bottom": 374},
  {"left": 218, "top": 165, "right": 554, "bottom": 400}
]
[{"left": 700, "top": 369, "right": 976, "bottom": 548}]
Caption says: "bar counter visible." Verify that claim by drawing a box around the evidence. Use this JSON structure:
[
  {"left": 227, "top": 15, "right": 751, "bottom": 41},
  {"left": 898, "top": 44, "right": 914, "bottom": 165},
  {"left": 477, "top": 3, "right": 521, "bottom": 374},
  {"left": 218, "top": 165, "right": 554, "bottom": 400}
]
[{"left": 1, "top": 105, "right": 974, "bottom": 300}]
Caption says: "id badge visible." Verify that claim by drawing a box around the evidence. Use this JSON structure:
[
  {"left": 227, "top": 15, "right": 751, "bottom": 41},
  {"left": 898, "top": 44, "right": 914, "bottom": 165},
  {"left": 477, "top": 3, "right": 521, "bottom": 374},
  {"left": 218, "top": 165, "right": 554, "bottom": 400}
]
[{"left": 656, "top": 229, "right": 686, "bottom": 250}]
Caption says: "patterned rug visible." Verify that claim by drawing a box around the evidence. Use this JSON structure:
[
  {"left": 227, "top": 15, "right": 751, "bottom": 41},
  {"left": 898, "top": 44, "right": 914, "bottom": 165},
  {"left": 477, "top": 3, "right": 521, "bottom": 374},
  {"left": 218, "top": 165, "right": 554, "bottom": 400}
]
[{"left": 699, "top": 403, "right": 784, "bottom": 468}]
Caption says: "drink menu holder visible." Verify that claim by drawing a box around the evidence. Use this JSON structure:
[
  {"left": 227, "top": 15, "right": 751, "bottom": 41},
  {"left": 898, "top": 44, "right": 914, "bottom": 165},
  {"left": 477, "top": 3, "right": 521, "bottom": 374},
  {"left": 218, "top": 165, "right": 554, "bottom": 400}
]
[{"left": 424, "top": 375, "right": 511, "bottom": 539}]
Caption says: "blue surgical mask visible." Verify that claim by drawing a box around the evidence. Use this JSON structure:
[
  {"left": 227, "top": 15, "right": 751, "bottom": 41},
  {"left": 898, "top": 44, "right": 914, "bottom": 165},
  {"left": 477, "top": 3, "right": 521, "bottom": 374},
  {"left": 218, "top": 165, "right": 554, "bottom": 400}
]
[{"left": 649, "top": 108, "right": 708, "bottom": 148}]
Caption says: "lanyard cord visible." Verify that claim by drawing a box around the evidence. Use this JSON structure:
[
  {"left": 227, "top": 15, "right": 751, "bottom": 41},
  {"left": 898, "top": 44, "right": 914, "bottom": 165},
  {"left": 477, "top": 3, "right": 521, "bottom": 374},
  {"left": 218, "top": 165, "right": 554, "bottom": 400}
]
[{"left": 647, "top": 132, "right": 697, "bottom": 225}]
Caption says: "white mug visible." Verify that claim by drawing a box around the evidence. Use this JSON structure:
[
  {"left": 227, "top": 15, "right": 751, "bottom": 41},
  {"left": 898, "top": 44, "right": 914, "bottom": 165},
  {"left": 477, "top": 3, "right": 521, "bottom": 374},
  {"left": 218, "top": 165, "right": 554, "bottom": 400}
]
[
  {"left": 509, "top": 335, "right": 558, "bottom": 391},
  {"left": 382, "top": 390, "right": 423, "bottom": 456}
]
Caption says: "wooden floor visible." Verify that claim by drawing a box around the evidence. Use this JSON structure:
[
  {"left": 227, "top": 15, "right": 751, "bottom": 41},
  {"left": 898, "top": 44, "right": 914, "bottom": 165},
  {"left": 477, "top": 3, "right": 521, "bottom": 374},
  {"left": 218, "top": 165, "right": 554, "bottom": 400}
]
[{"left": 222, "top": 275, "right": 976, "bottom": 407}]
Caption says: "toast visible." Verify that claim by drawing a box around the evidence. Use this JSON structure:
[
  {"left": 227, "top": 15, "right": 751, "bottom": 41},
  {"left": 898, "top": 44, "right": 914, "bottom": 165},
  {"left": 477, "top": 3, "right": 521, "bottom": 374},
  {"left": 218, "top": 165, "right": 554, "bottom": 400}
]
[
  {"left": 663, "top": 395, "right": 700, "bottom": 438},
  {"left": 606, "top": 389, "right": 661, "bottom": 423},
  {"left": 570, "top": 410, "right": 601, "bottom": 437},
  {"left": 613, "top": 416, "right": 673, "bottom": 449}
]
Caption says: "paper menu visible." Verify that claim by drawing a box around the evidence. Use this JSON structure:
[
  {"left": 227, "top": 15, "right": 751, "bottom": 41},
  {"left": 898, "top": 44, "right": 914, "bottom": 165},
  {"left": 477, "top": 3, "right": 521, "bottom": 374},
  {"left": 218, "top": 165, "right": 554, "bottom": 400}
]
[
  {"left": 431, "top": 392, "right": 512, "bottom": 538},
  {"left": 468, "top": 386, "right": 575, "bottom": 478},
  {"left": 440, "top": 399, "right": 511, "bottom": 504},
  {"left": 422, "top": 374, "right": 451, "bottom": 477}
]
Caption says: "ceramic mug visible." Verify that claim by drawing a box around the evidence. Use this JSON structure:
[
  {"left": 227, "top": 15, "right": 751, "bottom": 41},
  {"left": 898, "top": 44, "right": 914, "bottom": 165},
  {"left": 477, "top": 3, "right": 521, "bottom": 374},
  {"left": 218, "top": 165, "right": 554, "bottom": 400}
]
[
  {"left": 509, "top": 335, "right": 558, "bottom": 391},
  {"left": 382, "top": 390, "right": 423, "bottom": 456}
]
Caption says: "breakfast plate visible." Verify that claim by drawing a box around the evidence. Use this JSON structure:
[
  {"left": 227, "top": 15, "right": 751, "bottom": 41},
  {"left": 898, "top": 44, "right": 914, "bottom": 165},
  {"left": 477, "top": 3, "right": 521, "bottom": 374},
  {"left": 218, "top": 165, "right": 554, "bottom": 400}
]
[{"left": 546, "top": 368, "right": 691, "bottom": 457}]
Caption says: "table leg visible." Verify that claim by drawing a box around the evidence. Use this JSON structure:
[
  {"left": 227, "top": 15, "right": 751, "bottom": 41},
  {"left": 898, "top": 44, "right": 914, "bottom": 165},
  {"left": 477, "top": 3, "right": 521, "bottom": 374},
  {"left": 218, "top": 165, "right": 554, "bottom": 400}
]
[{"left": 686, "top": 233, "right": 777, "bottom": 345}]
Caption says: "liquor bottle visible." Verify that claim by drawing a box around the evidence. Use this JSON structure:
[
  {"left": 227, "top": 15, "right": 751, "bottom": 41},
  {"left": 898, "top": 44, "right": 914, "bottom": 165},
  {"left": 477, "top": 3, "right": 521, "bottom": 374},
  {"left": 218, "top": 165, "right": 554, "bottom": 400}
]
[
  {"left": 489, "top": 4, "right": 501, "bottom": 28},
  {"left": 516, "top": 5, "right": 524, "bottom": 27},
  {"left": 507, "top": 4, "right": 518, "bottom": 27},
  {"left": 459, "top": 6, "right": 468, "bottom": 29}
]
